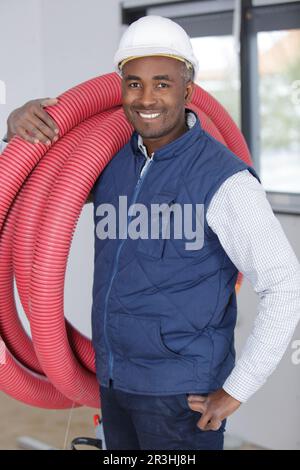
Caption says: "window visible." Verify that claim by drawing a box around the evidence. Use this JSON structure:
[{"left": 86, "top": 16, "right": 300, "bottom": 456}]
[
  {"left": 258, "top": 29, "right": 300, "bottom": 193},
  {"left": 191, "top": 36, "right": 240, "bottom": 126}
]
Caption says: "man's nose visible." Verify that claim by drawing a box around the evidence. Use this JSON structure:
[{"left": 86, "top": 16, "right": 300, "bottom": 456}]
[{"left": 139, "top": 86, "right": 157, "bottom": 108}]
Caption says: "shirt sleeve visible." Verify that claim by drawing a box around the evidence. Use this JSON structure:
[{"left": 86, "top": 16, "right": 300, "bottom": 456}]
[{"left": 206, "top": 169, "right": 300, "bottom": 402}]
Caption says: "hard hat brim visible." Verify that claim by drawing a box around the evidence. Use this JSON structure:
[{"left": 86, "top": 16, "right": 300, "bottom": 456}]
[{"left": 114, "top": 46, "right": 198, "bottom": 77}]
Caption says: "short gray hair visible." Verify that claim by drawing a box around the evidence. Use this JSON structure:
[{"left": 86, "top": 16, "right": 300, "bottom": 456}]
[{"left": 181, "top": 62, "right": 194, "bottom": 83}]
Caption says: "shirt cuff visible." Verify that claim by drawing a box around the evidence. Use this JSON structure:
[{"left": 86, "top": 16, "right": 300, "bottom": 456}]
[{"left": 222, "top": 364, "right": 267, "bottom": 403}]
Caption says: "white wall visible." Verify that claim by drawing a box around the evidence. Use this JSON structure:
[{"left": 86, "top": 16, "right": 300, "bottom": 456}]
[
  {"left": 0, "top": 0, "right": 121, "bottom": 338},
  {"left": 40, "top": 0, "right": 121, "bottom": 96},
  {"left": 0, "top": 0, "right": 121, "bottom": 133},
  {"left": 0, "top": 0, "right": 44, "bottom": 137},
  {"left": 0, "top": 0, "right": 299, "bottom": 450}
]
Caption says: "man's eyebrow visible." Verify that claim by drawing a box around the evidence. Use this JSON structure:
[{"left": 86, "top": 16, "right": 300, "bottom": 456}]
[
  {"left": 124, "top": 74, "right": 175, "bottom": 82},
  {"left": 124, "top": 75, "right": 141, "bottom": 81}
]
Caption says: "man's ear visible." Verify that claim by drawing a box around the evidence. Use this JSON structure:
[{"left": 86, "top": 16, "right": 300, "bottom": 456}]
[{"left": 185, "top": 81, "right": 194, "bottom": 104}]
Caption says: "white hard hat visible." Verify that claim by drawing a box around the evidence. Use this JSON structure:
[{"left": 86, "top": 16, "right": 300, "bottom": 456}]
[{"left": 114, "top": 15, "right": 198, "bottom": 79}]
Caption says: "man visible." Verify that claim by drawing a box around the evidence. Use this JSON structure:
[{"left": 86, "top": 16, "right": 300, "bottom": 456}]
[{"left": 1, "top": 16, "right": 300, "bottom": 450}]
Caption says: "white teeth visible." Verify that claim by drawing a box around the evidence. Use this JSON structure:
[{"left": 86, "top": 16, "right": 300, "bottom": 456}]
[{"left": 139, "top": 112, "right": 161, "bottom": 119}]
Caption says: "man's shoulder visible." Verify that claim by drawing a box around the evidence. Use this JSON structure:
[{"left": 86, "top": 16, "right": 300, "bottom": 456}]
[
  {"left": 201, "top": 130, "right": 243, "bottom": 164},
  {"left": 182, "top": 129, "right": 248, "bottom": 180},
  {"left": 108, "top": 138, "right": 133, "bottom": 166},
  {"left": 91, "top": 137, "right": 133, "bottom": 195}
]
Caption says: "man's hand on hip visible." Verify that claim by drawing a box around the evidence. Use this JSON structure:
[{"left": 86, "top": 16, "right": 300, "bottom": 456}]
[{"left": 187, "top": 388, "right": 241, "bottom": 431}]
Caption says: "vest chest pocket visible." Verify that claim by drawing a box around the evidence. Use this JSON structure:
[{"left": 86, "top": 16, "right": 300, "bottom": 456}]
[{"left": 136, "top": 192, "right": 177, "bottom": 260}]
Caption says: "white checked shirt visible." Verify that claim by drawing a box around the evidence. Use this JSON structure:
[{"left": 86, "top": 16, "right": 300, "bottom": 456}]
[
  {"left": 137, "top": 113, "right": 300, "bottom": 403},
  {"left": 2, "top": 123, "right": 300, "bottom": 402}
]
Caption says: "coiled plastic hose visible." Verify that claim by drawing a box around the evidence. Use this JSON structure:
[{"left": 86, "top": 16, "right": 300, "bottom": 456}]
[{"left": 0, "top": 72, "right": 252, "bottom": 409}]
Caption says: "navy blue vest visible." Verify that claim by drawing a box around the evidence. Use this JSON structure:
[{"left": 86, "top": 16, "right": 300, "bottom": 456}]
[{"left": 92, "top": 111, "right": 260, "bottom": 395}]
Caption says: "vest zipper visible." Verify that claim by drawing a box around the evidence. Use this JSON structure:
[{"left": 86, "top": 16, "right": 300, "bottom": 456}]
[{"left": 103, "top": 157, "right": 154, "bottom": 385}]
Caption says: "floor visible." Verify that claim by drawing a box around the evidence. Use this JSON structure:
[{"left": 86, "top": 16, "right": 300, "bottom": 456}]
[
  {"left": 0, "top": 391, "right": 265, "bottom": 450},
  {"left": 0, "top": 391, "right": 98, "bottom": 450}
]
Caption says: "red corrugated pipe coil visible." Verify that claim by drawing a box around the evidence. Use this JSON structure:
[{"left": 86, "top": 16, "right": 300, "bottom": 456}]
[{"left": 0, "top": 73, "right": 252, "bottom": 409}]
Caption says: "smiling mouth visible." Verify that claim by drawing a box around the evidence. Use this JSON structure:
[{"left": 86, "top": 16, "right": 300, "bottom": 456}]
[{"left": 136, "top": 112, "right": 162, "bottom": 120}]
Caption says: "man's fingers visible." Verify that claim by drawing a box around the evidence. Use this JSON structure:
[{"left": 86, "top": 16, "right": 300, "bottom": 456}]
[
  {"left": 40, "top": 97, "right": 58, "bottom": 108},
  {"left": 38, "top": 97, "right": 60, "bottom": 141},
  {"left": 24, "top": 119, "right": 53, "bottom": 145},
  {"left": 205, "top": 417, "right": 222, "bottom": 431},
  {"left": 197, "top": 411, "right": 212, "bottom": 431},
  {"left": 197, "top": 413, "right": 223, "bottom": 431},
  {"left": 187, "top": 394, "right": 208, "bottom": 413},
  {"left": 188, "top": 395, "right": 207, "bottom": 402},
  {"left": 187, "top": 401, "right": 207, "bottom": 413},
  {"left": 16, "top": 127, "right": 38, "bottom": 145},
  {"left": 35, "top": 106, "right": 59, "bottom": 136},
  {"left": 27, "top": 115, "right": 57, "bottom": 143}
]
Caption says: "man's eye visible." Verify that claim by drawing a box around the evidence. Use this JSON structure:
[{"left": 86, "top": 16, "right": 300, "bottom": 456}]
[
  {"left": 157, "top": 83, "right": 169, "bottom": 88},
  {"left": 129, "top": 82, "right": 141, "bottom": 88}
]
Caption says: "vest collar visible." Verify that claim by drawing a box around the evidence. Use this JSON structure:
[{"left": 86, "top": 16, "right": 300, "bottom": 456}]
[{"left": 130, "top": 109, "right": 203, "bottom": 161}]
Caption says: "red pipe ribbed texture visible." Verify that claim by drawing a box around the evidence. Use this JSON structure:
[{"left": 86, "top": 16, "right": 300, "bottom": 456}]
[{"left": 0, "top": 72, "right": 252, "bottom": 409}]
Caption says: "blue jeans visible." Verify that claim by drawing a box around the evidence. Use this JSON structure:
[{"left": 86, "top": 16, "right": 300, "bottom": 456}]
[{"left": 100, "top": 384, "right": 226, "bottom": 450}]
